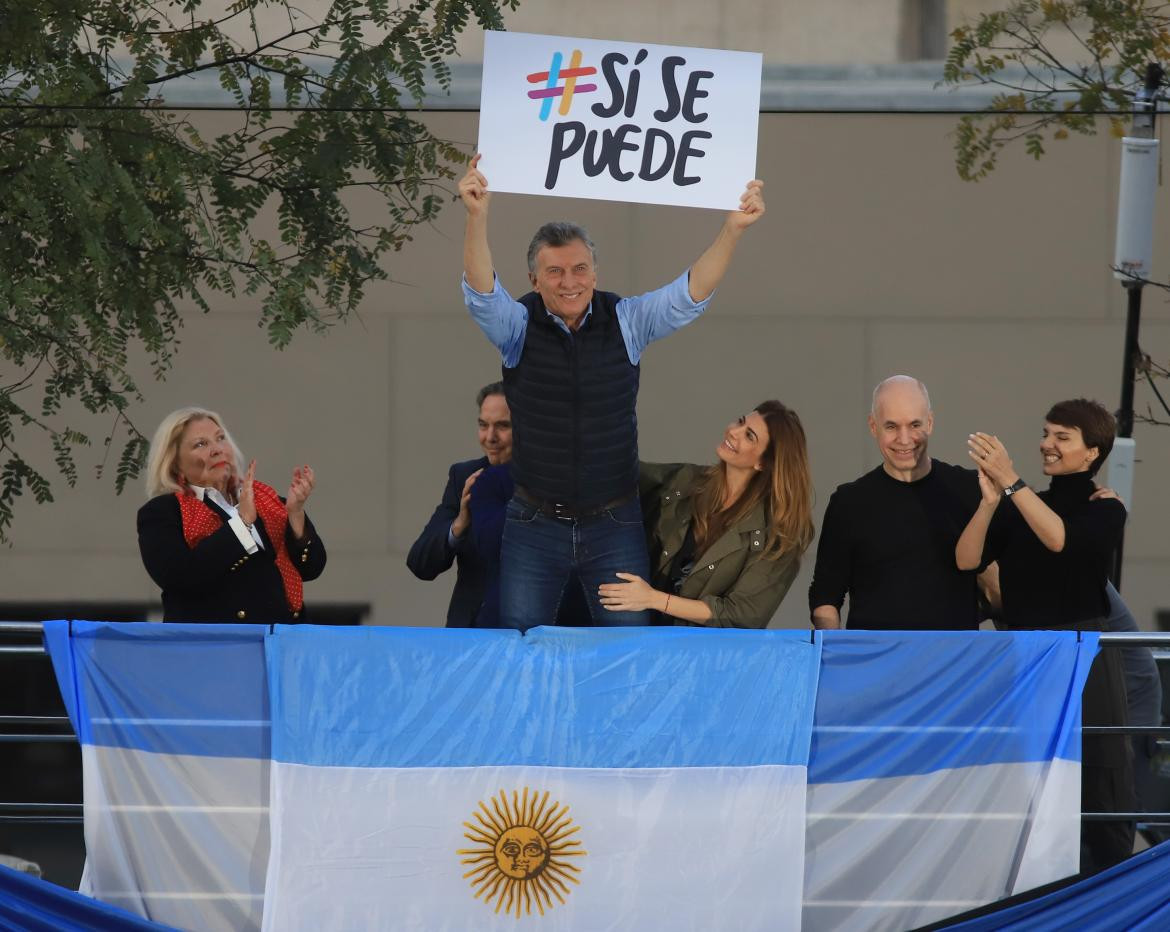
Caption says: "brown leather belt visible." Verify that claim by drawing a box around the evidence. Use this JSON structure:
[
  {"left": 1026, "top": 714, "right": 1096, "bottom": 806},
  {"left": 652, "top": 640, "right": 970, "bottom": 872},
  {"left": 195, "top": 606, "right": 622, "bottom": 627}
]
[{"left": 513, "top": 485, "right": 636, "bottom": 520}]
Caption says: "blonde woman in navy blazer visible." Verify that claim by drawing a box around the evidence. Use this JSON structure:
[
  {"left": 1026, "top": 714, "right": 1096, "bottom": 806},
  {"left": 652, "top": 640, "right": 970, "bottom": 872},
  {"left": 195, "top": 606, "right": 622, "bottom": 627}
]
[{"left": 137, "top": 406, "right": 326, "bottom": 623}]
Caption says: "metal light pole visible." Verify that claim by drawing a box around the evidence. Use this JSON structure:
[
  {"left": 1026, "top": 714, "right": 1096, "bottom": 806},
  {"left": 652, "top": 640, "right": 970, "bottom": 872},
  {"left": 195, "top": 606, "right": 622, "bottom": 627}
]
[{"left": 1109, "top": 62, "right": 1164, "bottom": 588}]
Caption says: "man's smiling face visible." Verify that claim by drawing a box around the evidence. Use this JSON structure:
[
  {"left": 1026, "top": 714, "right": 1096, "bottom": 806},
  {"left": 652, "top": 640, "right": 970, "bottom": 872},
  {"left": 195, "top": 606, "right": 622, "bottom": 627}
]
[
  {"left": 868, "top": 381, "right": 933, "bottom": 481},
  {"left": 530, "top": 239, "right": 597, "bottom": 323}
]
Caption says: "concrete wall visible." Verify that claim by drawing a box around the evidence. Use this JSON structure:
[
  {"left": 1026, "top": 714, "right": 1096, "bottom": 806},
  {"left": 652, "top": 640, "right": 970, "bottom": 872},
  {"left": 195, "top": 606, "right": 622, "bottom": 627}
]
[
  {"left": 455, "top": 0, "right": 911, "bottom": 64},
  {"left": 3, "top": 108, "right": 1168, "bottom": 630},
  {"left": 455, "top": 1, "right": 1009, "bottom": 64},
  {"left": 215, "top": 1, "right": 1009, "bottom": 67}
]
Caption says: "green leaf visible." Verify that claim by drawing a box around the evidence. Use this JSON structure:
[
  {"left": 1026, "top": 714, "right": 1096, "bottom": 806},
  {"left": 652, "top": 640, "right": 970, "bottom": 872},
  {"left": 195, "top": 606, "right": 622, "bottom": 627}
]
[
  {"left": 945, "top": 0, "right": 1170, "bottom": 179},
  {"left": 0, "top": 0, "right": 513, "bottom": 540}
]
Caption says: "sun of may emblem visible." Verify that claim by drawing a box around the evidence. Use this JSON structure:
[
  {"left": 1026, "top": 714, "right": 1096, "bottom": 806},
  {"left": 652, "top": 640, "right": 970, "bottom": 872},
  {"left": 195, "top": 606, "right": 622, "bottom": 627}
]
[{"left": 458, "top": 787, "right": 586, "bottom": 918}]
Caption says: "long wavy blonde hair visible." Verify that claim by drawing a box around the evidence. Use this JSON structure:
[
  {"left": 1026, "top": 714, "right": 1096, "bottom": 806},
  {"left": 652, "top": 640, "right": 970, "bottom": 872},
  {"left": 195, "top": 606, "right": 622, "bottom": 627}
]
[
  {"left": 691, "top": 400, "right": 815, "bottom": 560},
  {"left": 143, "top": 407, "right": 245, "bottom": 499}
]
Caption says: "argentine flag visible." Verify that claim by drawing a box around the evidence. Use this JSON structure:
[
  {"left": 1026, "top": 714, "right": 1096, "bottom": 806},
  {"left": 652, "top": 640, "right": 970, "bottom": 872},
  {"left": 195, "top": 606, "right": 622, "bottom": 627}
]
[
  {"left": 804, "top": 631, "right": 1095, "bottom": 931},
  {"left": 261, "top": 626, "right": 821, "bottom": 930},
  {"left": 43, "top": 623, "right": 1094, "bottom": 931},
  {"left": 42, "top": 622, "right": 273, "bottom": 931}
]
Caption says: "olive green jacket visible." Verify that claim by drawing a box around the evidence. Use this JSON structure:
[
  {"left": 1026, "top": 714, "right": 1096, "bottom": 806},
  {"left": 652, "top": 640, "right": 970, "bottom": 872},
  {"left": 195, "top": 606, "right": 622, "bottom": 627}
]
[{"left": 639, "top": 462, "right": 801, "bottom": 629}]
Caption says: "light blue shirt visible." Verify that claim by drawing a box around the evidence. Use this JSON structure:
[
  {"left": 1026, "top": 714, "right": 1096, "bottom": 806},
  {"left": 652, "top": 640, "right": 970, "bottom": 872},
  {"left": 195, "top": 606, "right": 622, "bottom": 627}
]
[{"left": 461, "top": 270, "right": 713, "bottom": 368}]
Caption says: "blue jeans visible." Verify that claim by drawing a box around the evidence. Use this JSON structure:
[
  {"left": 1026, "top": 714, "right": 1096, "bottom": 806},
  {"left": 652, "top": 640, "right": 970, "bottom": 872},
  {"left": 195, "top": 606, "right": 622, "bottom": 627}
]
[{"left": 500, "top": 495, "right": 651, "bottom": 631}]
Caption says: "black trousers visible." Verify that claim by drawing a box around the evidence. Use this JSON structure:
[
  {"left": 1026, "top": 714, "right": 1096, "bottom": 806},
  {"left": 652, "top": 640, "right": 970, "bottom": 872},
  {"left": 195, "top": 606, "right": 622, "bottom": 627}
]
[{"left": 1079, "top": 642, "right": 1135, "bottom": 873}]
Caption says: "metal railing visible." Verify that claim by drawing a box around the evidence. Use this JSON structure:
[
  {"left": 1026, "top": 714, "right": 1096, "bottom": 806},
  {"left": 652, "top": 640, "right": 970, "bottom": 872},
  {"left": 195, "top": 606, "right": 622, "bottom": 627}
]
[
  {"left": 4, "top": 622, "right": 1170, "bottom": 825},
  {"left": 0, "top": 621, "right": 80, "bottom": 824}
]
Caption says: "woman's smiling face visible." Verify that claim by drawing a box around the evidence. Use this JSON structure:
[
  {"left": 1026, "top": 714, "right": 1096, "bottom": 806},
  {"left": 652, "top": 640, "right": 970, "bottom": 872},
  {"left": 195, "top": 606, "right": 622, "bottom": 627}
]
[
  {"left": 1040, "top": 421, "right": 1099, "bottom": 476},
  {"left": 716, "top": 411, "right": 770, "bottom": 472}
]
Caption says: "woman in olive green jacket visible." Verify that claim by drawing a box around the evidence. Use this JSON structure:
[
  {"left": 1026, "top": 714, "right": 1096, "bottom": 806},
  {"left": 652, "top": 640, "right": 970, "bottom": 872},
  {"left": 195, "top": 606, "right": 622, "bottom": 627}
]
[{"left": 598, "top": 400, "right": 815, "bottom": 628}]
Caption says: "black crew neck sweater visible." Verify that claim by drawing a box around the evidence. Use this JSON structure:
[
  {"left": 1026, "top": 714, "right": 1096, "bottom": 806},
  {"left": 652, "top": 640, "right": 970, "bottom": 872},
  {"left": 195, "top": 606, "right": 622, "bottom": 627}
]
[{"left": 808, "top": 460, "right": 982, "bottom": 630}]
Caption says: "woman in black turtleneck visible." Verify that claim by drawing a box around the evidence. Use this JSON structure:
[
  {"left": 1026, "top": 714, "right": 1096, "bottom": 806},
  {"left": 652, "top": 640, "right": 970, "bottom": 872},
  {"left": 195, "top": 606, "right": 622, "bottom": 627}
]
[{"left": 955, "top": 398, "right": 1132, "bottom": 875}]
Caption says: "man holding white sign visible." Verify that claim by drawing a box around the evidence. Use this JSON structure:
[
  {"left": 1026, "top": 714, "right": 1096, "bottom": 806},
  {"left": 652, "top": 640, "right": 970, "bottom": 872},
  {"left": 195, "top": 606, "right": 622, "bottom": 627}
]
[
  {"left": 477, "top": 31, "right": 762, "bottom": 209},
  {"left": 459, "top": 154, "right": 764, "bottom": 630}
]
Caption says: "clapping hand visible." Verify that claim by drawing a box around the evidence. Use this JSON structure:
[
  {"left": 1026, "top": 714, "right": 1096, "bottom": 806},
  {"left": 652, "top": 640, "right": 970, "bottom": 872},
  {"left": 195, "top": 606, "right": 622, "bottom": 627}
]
[
  {"left": 450, "top": 468, "right": 484, "bottom": 539},
  {"left": 967, "top": 432, "right": 1018, "bottom": 490},
  {"left": 285, "top": 465, "right": 315, "bottom": 518},
  {"left": 975, "top": 466, "right": 1000, "bottom": 507},
  {"left": 237, "top": 460, "right": 257, "bottom": 525}
]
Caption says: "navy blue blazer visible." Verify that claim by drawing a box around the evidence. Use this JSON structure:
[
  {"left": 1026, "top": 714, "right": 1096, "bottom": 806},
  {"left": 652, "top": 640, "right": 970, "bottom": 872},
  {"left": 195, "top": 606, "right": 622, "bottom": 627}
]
[
  {"left": 407, "top": 457, "right": 596, "bottom": 628},
  {"left": 407, "top": 457, "right": 490, "bottom": 627},
  {"left": 137, "top": 492, "right": 326, "bottom": 624}
]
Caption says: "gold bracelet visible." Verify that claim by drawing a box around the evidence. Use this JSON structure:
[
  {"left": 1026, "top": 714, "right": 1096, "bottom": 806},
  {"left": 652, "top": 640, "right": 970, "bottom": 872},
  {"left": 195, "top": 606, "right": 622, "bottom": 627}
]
[{"left": 663, "top": 593, "right": 671, "bottom": 615}]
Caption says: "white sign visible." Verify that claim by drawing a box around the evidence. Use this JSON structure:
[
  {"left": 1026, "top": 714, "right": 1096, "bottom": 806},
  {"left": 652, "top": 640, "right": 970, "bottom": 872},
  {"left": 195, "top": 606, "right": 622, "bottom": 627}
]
[{"left": 477, "top": 31, "right": 762, "bottom": 210}]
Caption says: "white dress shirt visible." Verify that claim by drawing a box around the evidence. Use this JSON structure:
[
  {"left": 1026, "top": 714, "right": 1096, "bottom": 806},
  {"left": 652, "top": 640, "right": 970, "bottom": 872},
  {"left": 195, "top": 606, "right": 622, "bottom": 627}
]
[{"left": 192, "top": 485, "right": 265, "bottom": 554}]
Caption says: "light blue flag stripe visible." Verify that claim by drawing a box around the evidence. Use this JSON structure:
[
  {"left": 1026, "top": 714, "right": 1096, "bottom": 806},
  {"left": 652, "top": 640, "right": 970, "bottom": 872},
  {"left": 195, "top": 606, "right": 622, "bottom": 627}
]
[
  {"left": 42, "top": 625, "right": 1093, "bottom": 777},
  {"left": 267, "top": 625, "right": 822, "bottom": 769},
  {"left": 809, "top": 630, "right": 1096, "bottom": 784},
  {"left": 43, "top": 621, "right": 270, "bottom": 759}
]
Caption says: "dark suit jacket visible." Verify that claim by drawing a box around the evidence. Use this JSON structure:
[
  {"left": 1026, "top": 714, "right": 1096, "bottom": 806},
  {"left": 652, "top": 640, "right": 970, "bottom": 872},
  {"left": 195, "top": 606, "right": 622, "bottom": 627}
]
[
  {"left": 407, "top": 457, "right": 489, "bottom": 627},
  {"left": 137, "top": 492, "right": 326, "bottom": 624}
]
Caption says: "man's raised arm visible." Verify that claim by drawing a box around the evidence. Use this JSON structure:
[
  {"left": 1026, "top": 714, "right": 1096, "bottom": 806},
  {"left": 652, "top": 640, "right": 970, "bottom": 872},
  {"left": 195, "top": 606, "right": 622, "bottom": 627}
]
[
  {"left": 460, "top": 154, "right": 495, "bottom": 293},
  {"left": 687, "top": 179, "right": 766, "bottom": 303}
]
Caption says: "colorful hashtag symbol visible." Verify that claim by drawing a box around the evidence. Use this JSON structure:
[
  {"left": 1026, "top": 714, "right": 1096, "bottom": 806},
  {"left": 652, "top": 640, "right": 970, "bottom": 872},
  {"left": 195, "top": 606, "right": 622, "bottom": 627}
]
[{"left": 526, "top": 50, "right": 598, "bottom": 121}]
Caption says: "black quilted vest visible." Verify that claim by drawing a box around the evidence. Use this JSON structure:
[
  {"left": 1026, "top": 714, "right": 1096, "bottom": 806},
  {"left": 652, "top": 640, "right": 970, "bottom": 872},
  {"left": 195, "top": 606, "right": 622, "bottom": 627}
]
[{"left": 505, "top": 290, "right": 640, "bottom": 507}]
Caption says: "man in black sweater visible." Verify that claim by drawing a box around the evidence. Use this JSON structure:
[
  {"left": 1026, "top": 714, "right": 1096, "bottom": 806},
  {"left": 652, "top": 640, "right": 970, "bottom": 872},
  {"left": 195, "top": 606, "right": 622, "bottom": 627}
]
[{"left": 809, "top": 375, "right": 984, "bottom": 630}]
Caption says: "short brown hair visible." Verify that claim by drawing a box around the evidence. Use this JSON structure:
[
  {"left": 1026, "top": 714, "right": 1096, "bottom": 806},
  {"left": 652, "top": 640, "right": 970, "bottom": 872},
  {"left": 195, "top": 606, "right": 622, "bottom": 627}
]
[
  {"left": 1044, "top": 398, "right": 1115, "bottom": 476},
  {"left": 476, "top": 381, "right": 505, "bottom": 408},
  {"left": 526, "top": 222, "right": 596, "bottom": 274}
]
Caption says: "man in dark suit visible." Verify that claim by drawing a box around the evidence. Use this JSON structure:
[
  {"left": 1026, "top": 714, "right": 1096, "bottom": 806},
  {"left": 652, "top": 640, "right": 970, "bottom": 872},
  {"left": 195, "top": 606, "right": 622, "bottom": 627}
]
[{"left": 407, "top": 382, "right": 512, "bottom": 627}]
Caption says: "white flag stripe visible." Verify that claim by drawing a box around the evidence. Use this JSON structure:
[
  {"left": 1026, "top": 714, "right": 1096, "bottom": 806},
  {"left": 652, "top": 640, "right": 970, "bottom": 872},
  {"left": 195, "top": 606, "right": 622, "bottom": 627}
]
[
  {"left": 803, "top": 760, "right": 1080, "bottom": 932},
  {"left": 807, "top": 899, "right": 985, "bottom": 908},
  {"left": 264, "top": 762, "right": 807, "bottom": 932},
  {"left": 97, "top": 805, "right": 269, "bottom": 814},
  {"left": 808, "top": 811, "right": 1033, "bottom": 821},
  {"left": 101, "top": 892, "right": 265, "bottom": 902},
  {"left": 82, "top": 746, "right": 269, "bottom": 932}
]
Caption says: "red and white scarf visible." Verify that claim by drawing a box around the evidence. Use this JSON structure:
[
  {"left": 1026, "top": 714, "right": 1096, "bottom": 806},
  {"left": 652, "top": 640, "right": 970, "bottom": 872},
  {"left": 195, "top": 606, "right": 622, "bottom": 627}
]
[{"left": 176, "top": 481, "right": 304, "bottom": 612}]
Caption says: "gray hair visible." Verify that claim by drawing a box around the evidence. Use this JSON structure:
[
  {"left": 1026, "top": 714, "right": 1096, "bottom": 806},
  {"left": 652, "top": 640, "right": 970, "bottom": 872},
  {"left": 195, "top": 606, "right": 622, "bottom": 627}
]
[
  {"left": 476, "top": 381, "right": 505, "bottom": 408},
  {"left": 143, "top": 406, "right": 246, "bottom": 499},
  {"left": 871, "top": 375, "right": 932, "bottom": 417},
  {"left": 526, "top": 222, "right": 597, "bottom": 274}
]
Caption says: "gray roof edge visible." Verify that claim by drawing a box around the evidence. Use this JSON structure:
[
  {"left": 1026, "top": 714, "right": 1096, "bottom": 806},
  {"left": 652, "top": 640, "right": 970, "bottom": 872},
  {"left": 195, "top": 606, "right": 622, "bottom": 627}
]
[{"left": 103, "top": 61, "right": 1062, "bottom": 112}]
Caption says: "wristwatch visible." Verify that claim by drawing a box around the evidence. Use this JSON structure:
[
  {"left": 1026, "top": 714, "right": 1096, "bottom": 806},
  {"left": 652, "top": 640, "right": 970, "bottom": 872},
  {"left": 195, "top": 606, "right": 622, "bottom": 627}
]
[{"left": 1003, "top": 478, "right": 1027, "bottom": 497}]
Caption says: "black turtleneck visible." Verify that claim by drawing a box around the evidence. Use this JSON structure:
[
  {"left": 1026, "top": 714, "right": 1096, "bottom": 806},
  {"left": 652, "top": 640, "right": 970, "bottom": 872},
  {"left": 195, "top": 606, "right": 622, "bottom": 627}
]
[{"left": 982, "top": 472, "right": 1126, "bottom": 629}]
